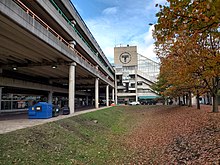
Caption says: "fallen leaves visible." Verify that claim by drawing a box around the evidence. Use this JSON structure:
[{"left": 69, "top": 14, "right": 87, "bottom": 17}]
[
  {"left": 0, "top": 105, "right": 219, "bottom": 164},
  {"left": 123, "top": 105, "right": 220, "bottom": 164}
]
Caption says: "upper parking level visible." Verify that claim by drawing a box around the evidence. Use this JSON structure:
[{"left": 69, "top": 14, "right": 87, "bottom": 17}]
[
  {"left": 0, "top": 0, "right": 114, "bottom": 86},
  {"left": 17, "top": 0, "right": 114, "bottom": 80},
  {"left": 0, "top": 0, "right": 115, "bottom": 113}
]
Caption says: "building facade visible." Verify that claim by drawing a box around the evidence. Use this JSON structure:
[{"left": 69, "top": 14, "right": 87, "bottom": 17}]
[{"left": 114, "top": 45, "right": 160, "bottom": 104}]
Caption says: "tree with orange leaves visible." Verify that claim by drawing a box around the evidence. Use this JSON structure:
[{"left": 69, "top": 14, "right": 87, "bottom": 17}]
[{"left": 153, "top": 0, "right": 220, "bottom": 112}]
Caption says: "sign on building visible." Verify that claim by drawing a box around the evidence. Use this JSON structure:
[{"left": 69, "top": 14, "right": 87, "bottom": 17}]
[{"left": 114, "top": 46, "right": 137, "bottom": 66}]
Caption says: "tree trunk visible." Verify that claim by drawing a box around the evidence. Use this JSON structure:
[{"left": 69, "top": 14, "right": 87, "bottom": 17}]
[
  {"left": 186, "top": 94, "right": 189, "bottom": 106},
  {"left": 207, "top": 92, "right": 211, "bottom": 105},
  {"left": 211, "top": 77, "right": 219, "bottom": 112},
  {"left": 212, "top": 94, "right": 219, "bottom": 112},
  {"left": 183, "top": 95, "right": 186, "bottom": 105},
  {"left": 166, "top": 98, "right": 169, "bottom": 105},
  {"left": 203, "top": 96, "right": 206, "bottom": 104},
  {"left": 196, "top": 90, "right": 200, "bottom": 109},
  {"left": 178, "top": 97, "right": 181, "bottom": 106},
  {"left": 188, "top": 91, "right": 192, "bottom": 107}
]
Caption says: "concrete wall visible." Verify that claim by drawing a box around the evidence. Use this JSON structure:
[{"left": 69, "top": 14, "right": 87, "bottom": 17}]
[{"left": 114, "top": 46, "right": 137, "bottom": 66}]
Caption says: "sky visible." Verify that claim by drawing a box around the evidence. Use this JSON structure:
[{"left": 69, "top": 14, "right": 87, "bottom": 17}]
[{"left": 71, "top": 0, "right": 167, "bottom": 63}]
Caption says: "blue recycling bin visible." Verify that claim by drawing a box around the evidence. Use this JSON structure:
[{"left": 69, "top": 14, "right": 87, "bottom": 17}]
[{"left": 28, "top": 102, "right": 52, "bottom": 119}]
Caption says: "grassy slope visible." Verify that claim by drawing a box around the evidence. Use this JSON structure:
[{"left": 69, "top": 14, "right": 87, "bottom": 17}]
[
  {"left": 0, "top": 106, "right": 142, "bottom": 165},
  {"left": 1, "top": 105, "right": 219, "bottom": 164}
]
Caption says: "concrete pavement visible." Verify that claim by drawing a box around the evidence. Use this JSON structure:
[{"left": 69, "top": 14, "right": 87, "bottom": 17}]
[{"left": 0, "top": 106, "right": 110, "bottom": 134}]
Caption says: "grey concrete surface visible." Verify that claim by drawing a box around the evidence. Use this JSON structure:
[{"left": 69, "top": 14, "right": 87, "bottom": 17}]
[{"left": 0, "top": 106, "right": 110, "bottom": 134}]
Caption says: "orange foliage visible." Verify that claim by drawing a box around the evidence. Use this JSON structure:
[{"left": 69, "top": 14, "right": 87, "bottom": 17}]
[{"left": 153, "top": 0, "right": 220, "bottom": 111}]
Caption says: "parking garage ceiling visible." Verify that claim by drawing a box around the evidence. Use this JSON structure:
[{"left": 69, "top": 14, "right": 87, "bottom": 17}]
[{"left": 0, "top": 14, "right": 106, "bottom": 88}]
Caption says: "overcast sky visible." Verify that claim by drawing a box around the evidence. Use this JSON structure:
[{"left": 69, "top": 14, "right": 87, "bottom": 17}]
[{"left": 71, "top": 0, "right": 166, "bottom": 63}]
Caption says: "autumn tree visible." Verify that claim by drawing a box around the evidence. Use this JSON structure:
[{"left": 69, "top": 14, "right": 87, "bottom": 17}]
[{"left": 153, "top": 0, "right": 220, "bottom": 112}]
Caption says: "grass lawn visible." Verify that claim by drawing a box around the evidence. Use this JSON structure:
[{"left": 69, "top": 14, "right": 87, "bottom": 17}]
[
  {"left": 0, "top": 106, "right": 146, "bottom": 165},
  {"left": 0, "top": 105, "right": 219, "bottom": 164}
]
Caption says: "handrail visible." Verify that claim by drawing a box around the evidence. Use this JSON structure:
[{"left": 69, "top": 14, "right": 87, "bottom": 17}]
[
  {"left": 12, "top": 0, "right": 111, "bottom": 83},
  {"left": 49, "top": 0, "right": 97, "bottom": 55},
  {"left": 49, "top": 0, "right": 113, "bottom": 75},
  {"left": 67, "top": 0, "right": 112, "bottom": 68}
]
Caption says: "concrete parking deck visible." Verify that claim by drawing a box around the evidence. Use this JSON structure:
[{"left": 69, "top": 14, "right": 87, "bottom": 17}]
[{"left": 0, "top": 106, "right": 110, "bottom": 134}]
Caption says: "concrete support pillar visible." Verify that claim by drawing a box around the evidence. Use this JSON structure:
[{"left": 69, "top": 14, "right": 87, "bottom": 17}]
[
  {"left": 95, "top": 78, "right": 99, "bottom": 109},
  {"left": 135, "top": 66, "right": 138, "bottom": 102},
  {"left": 112, "top": 88, "right": 115, "bottom": 102},
  {"left": 86, "top": 96, "right": 89, "bottom": 106},
  {"left": 48, "top": 91, "right": 53, "bottom": 104},
  {"left": 77, "top": 98, "right": 80, "bottom": 107},
  {"left": 71, "top": 20, "right": 76, "bottom": 26},
  {"left": 106, "top": 85, "right": 109, "bottom": 107},
  {"left": 115, "top": 90, "right": 118, "bottom": 105},
  {"left": 0, "top": 87, "right": 2, "bottom": 111},
  {"left": 92, "top": 97, "right": 94, "bottom": 106},
  {"left": 114, "top": 68, "right": 118, "bottom": 105},
  {"left": 70, "top": 40, "right": 76, "bottom": 48},
  {"left": 69, "top": 62, "right": 76, "bottom": 113},
  {"left": 10, "top": 94, "right": 13, "bottom": 110}
]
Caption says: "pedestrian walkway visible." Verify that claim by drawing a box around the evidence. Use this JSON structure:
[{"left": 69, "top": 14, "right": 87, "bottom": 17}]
[{"left": 0, "top": 106, "right": 110, "bottom": 134}]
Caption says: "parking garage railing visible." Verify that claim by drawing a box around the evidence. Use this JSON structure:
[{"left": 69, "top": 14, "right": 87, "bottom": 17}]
[
  {"left": 12, "top": 0, "right": 113, "bottom": 85},
  {"left": 49, "top": 0, "right": 114, "bottom": 77}
]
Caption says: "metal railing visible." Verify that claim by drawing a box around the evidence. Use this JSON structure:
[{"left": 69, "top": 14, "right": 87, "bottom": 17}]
[
  {"left": 49, "top": 0, "right": 113, "bottom": 76},
  {"left": 49, "top": 0, "right": 96, "bottom": 54},
  {"left": 12, "top": 0, "right": 111, "bottom": 83}
]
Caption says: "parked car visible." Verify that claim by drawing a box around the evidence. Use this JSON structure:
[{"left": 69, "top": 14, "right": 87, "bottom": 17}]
[
  {"left": 142, "top": 100, "right": 157, "bottom": 105},
  {"left": 129, "top": 101, "right": 140, "bottom": 105},
  {"left": 62, "top": 105, "right": 70, "bottom": 115}
]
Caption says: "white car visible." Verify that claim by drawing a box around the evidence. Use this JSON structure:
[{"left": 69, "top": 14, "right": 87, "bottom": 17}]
[{"left": 129, "top": 101, "right": 140, "bottom": 105}]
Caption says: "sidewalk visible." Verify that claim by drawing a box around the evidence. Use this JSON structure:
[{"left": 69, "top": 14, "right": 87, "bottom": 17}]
[{"left": 0, "top": 106, "right": 110, "bottom": 134}]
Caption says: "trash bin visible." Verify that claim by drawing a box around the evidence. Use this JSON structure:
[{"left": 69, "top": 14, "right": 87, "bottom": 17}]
[{"left": 28, "top": 102, "right": 52, "bottom": 119}]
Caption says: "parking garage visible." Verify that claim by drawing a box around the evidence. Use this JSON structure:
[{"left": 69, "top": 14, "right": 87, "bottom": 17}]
[{"left": 0, "top": 0, "right": 115, "bottom": 114}]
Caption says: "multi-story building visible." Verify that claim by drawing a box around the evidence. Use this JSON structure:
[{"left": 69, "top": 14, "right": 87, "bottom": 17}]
[{"left": 114, "top": 45, "right": 160, "bottom": 104}]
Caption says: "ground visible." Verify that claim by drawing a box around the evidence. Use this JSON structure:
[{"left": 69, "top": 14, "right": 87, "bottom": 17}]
[
  {"left": 122, "top": 105, "right": 220, "bottom": 164},
  {"left": 0, "top": 105, "right": 219, "bottom": 164}
]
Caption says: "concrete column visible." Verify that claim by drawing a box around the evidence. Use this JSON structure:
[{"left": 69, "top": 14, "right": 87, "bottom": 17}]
[
  {"left": 92, "top": 97, "right": 94, "bottom": 105},
  {"left": 70, "top": 40, "right": 76, "bottom": 48},
  {"left": 48, "top": 91, "right": 53, "bottom": 104},
  {"left": 86, "top": 96, "right": 89, "bottom": 106},
  {"left": 106, "top": 85, "right": 109, "bottom": 107},
  {"left": 77, "top": 98, "right": 80, "bottom": 107},
  {"left": 71, "top": 20, "right": 76, "bottom": 26},
  {"left": 135, "top": 66, "right": 138, "bottom": 102},
  {"left": 95, "top": 78, "right": 99, "bottom": 109},
  {"left": 0, "top": 87, "right": 2, "bottom": 111},
  {"left": 115, "top": 90, "right": 118, "bottom": 105},
  {"left": 114, "top": 68, "right": 118, "bottom": 105},
  {"left": 10, "top": 94, "right": 13, "bottom": 110},
  {"left": 69, "top": 62, "right": 76, "bottom": 113},
  {"left": 112, "top": 88, "right": 115, "bottom": 102}
]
